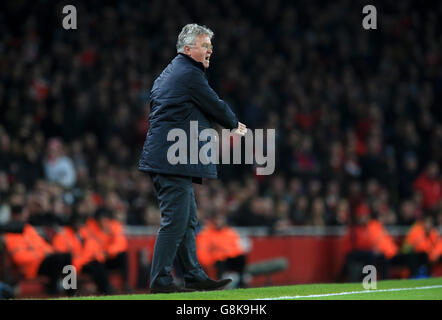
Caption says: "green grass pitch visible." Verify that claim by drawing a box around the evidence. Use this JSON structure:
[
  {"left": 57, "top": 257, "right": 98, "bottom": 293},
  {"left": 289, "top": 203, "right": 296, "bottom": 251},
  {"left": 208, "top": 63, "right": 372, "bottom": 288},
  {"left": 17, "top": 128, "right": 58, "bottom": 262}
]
[{"left": 63, "top": 277, "right": 442, "bottom": 300}]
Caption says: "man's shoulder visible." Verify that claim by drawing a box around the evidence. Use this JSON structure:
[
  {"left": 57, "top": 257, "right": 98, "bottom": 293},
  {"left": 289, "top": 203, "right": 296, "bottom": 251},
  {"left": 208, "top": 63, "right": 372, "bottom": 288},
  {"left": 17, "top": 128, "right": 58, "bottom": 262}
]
[
  {"left": 157, "top": 61, "right": 204, "bottom": 92},
  {"left": 171, "top": 54, "right": 205, "bottom": 77},
  {"left": 175, "top": 53, "right": 205, "bottom": 69}
]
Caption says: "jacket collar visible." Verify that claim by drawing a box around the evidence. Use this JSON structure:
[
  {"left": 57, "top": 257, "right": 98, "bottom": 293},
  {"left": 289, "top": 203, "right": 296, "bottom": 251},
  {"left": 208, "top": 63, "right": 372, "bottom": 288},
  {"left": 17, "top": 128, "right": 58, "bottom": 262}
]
[{"left": 178, "top": 53, "right": 206, "bottom": 72}]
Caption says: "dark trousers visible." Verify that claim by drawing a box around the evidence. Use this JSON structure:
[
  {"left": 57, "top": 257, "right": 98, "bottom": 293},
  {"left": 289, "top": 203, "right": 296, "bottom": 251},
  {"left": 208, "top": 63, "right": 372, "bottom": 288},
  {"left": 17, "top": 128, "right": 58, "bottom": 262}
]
[
  {"left": 149, "top": 173, "right": 208, "bottom": 288},
  {"left": 339, "top": 250, "right": 431, "bottom": 282},
  {"left": 339, "top": 250, "right": 388, "bottom": 282},
  {"left": 215, "top": 254, "right": 247, "bottom": 287},
  {"left": 82, "top": 260, "right": 113, "bottom": 294},
  {"left": 388, "top": 252, "right": 430, "bottom": 277},
  {"left": 38, "top": 253, "right": 72, "bottom": 295},
  {"left": 105, "top": 251, "right": 129, "bottom": 284}
]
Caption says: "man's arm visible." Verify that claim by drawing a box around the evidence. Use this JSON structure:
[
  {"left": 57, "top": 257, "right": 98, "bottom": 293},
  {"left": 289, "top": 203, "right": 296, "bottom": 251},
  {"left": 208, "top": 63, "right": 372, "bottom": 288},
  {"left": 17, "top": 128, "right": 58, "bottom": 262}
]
[{"left": 188, "top": 70, "right": 239, "bottom": 130}]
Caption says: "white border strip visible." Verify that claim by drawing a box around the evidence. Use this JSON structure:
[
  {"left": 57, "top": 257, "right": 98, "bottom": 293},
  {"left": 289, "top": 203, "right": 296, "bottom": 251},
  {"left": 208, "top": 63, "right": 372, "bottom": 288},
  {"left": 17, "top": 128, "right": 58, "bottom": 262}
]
[{"left": 255, "top": 285, "right": 442, "bottom": 300}]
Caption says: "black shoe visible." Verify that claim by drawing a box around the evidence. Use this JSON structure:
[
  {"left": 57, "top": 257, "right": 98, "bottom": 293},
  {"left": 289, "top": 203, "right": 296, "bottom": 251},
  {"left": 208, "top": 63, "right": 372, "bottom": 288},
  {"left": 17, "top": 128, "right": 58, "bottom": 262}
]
[
  {"left": 185, "top": 278, "right": 232, "bottom": 291},
  {"left": 150, "top": 283, "right": 196, "bottom": 294}
]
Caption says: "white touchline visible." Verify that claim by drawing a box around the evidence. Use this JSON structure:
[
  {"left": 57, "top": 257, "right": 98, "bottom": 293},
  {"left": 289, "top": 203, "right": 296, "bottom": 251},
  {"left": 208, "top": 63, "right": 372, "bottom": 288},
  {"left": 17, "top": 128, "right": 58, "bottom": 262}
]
[{"left": 254, "top": 285, "right": 442, "bottom": 300}]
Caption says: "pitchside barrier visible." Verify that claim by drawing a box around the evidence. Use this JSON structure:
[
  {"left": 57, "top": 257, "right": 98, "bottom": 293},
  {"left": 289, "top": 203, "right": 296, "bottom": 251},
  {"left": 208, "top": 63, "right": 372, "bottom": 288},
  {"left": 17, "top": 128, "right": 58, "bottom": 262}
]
[
  {"left": 107, "top": 225, "right": 442, "bottom": 288},
  {"left": 2, "top": 226, "right": 442, "bottom": 298}
]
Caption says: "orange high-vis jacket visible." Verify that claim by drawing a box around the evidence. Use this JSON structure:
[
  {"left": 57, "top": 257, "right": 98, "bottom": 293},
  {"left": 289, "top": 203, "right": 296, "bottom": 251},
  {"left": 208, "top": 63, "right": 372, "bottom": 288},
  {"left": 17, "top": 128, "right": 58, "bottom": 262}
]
[
  {"left": 82, "top": 218, "right": 108, "bottom": 246},
  {"left": 344, "top": 220, "right": 398, "bottom": 259},
  {"left": 52, "top": 226, "right": 105, "bottom": 272},
  {"left": 79, "top": 218, "right": 108, "bottom": 255},
  {"left": 196, "top": 222, "right": 245, "bottom": 267},
  {"left": 80, "top": 218, "right": 127, "bottom": 259},
  {"left": 4, "top": 224, "right": 54, "bottom": 279},
  {"left": 344, "top": 225, "right": 373, "bottom": 252},
  {"left": 100, "top": 218, "right": 128, "bottom": 259},
  {"left": 366, "top": 220, "right": 398, "bottom": 259},
  {"left": 404, "top": 222, "right": 439, "bottom": 256},
  {"left": 430, "top": 238, "right": 442, "bottom": 262}
]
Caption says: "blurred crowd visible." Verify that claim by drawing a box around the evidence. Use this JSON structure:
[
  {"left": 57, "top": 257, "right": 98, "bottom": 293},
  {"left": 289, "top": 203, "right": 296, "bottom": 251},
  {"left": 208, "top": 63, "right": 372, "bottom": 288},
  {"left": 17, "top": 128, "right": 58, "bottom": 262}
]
[{"left": 0, "top": 0, "right": 441, "bottom": 233}]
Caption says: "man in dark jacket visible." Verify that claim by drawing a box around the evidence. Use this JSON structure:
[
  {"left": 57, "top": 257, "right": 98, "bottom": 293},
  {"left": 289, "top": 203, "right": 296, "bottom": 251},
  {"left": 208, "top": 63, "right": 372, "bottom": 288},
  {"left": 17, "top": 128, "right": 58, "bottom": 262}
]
[{"left": 139, "top": 23, "right": 247, "bottom": 293}]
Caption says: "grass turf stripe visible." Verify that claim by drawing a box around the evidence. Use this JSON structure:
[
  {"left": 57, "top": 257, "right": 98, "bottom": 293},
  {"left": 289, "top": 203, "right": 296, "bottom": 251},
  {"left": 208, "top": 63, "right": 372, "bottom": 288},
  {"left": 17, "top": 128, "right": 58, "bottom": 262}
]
[{"left": 255, "top": 285, "right": 442, "bottom": 300}]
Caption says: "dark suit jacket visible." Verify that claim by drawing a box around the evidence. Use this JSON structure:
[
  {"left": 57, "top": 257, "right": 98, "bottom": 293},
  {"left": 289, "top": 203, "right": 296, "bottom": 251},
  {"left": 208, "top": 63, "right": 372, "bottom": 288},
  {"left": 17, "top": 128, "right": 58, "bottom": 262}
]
[{"left": 138, "top": 53, "right": 238, "bottom": 180}]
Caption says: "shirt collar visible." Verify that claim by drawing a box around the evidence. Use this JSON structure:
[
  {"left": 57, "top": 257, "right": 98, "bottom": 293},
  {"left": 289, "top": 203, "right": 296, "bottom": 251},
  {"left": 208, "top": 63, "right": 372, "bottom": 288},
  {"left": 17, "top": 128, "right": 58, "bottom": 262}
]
[{"left": 178, "top": 53, "right": 206, "bottom": 72}]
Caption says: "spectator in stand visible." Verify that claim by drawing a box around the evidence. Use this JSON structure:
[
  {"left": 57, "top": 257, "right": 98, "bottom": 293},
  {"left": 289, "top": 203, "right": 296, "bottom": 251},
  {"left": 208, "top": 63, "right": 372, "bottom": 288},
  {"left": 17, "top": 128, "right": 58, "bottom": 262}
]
[
  {"left": 291, "top": 195, "right": 309, "bottom": 225},
  {"left": 0, "top": 172, "right": 12, "bottom": 224},
  {"left": 43, "top": 138, "right": 76, "bottom": 190},
  {"left": 371, "top": 191, "right": 397, "bottom": 226},
  {"left": 398, "top": 152, "right": 419, "bottom": 199},
  {"left": 26, "top": 189, "right": 67, "bottom": 227},
  {"left": 330, "top": 199, "right": 350, "bottom": 226},
  {"left": 413, "top": 162, "right": 441, "bottom": 212},
  {"left": 398, "top": 200, "right": 421, "bottom": 226},
  {"left": 308, "top": 197, "right": 327, "bottom": 226},
  {"left": 231, "top": 196, "right": 277, "bottom": 228}
]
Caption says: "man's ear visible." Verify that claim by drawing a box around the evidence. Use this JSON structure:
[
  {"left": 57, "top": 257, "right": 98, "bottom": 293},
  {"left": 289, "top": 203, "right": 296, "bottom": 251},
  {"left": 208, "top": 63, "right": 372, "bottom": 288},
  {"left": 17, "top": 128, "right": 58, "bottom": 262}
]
[{"left": 183, "top": 45, "right": 191, "bottom": 55}]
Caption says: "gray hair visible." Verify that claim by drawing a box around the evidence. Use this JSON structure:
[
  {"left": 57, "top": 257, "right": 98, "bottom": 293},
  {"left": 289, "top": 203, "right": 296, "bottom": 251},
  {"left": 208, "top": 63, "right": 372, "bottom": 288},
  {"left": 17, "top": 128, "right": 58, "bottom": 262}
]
[{"left": 176, "top": 23, "right": 214, "bottom": 53}]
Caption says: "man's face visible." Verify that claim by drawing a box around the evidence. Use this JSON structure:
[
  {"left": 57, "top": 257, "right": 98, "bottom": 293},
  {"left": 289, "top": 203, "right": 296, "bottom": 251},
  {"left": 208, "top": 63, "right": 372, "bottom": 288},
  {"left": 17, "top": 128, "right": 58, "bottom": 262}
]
[{"left": 185, "top": 34, "right": 213, "bottom": 68}]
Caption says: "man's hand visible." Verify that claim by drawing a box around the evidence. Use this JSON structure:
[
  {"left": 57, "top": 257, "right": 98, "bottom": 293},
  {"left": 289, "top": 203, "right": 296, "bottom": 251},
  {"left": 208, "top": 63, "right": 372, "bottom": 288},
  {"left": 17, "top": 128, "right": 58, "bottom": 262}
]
[{"left": 234, "top": 121, "right": 247, "bottom": 136}]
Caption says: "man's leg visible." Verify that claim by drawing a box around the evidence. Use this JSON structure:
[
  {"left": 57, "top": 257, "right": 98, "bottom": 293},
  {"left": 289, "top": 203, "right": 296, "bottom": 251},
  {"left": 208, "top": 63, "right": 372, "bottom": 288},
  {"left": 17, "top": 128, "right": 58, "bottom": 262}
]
[
  {"left": 38, "top": 253, "right": 72, "bottom": 295},
  {"left": 82, "top": 260, "right": 114, "bottom": 294},
  {"left": 175, "top": 187, "right": 209, "bottom": 284},
  {"left": 408, "top": 252, "right": 430, "bottom": 277},
  {"left": 149, "top": 173, "right": 194, "bottom": 289},
  {"left": 176, "top": 187, "right": 232, "bottom": 291},
  {"left": 215, "top": 254, "right": 247, "bottom": 287},
  {"left": 105, "top": 251, "right": 130, "bottom": 290}
]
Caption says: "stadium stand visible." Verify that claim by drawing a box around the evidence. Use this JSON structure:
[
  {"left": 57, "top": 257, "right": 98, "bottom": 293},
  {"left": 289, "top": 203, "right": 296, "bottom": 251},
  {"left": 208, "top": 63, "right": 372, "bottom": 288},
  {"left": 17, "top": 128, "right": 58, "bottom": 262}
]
[{"left": 0, "top": 0, "right": 442, "bottom": 297}]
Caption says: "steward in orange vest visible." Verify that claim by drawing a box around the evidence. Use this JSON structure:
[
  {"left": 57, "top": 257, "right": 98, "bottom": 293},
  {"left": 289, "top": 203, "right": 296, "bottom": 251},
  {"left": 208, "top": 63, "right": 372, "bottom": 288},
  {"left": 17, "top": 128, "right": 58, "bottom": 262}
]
[
  {"left": 80, "top": 207, "right": 130, "bottom": 292},
  {"left": 80, "top": 209, "right": 128, "bottom": 259},
  {"left": 366, "top": 219, "right": 398, "bottom": 259},
  {"left": 430, "top": 238, "right": 442, "bottom": 263},
  {"left": 5, "top": 223, "right": 54, "bottom": 279},
  {"left": 341, "top": 203, "right": 397, "bottom": 281},
  {"left": 52, "top": 214, "right": 114, "bottom": 294},
  {"left": 4, "top": 204, "right": 72, "bottom": 295},
  {"left": 196, "top": 213, "right": 247, "bottom": 288},
  {"left": 402, "top": 216, "right": 440, "bottom": 260},
  {"left": 344, "top": 204, "right": 398, "bottom": 258}
]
